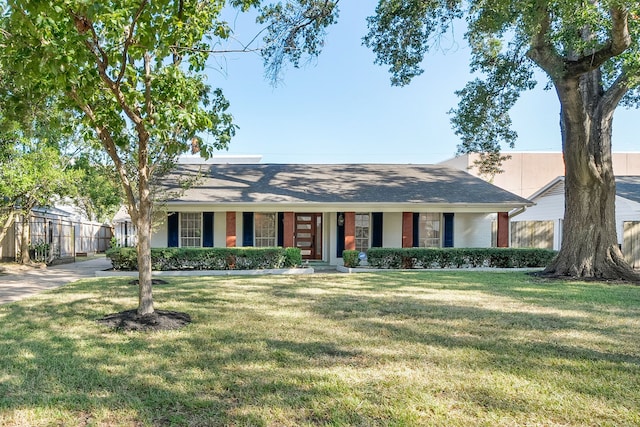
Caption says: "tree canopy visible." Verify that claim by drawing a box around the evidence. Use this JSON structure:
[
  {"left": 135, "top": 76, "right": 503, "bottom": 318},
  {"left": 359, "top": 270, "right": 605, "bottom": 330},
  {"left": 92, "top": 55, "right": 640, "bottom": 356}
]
[
  {"left": 0, "top": 119, "right": 82, "bottom": 263},
  {"left": 363, "top": 1, "right": 640, "bottom": 158},
  {"left": 2, "top": 0, "right": 252, "bottom": 313},
  {"left": 363, "top": 1, "right": 640, "bottom": 279},
  {"left": 1, "top": 0, "right": 345, "bottom": 314},
  {"left": 263, "top": 1, "right": 640, "bottom": 279}
]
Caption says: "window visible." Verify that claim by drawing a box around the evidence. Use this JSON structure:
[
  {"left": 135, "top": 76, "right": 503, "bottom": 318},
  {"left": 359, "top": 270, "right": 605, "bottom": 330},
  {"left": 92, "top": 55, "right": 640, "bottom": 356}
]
[
  {"left": 355, "top": 213, "right": 370, "bottom": 253},
  {"left": 418, "top": 213, "right": 441, "bottom": 247},
  {"left": 255, "top": 212, "right": 276, "bottom": 247},
  {"left": 180, "top": 212, "right": 201, "bottom": 247}
]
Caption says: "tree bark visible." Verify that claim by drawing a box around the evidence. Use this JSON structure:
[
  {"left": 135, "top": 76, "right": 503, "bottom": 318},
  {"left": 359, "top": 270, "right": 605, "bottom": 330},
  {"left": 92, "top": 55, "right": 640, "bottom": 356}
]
[
  {"left": 134, "top": 51, "right": 155, "bottom": 316},
  {"left": 543, "top": 72, "right": 640, "bottom": 281},
  {"left": 19, "top": 210, "right": 30, "bottom": 264},
  {"left": 136, "top": 192, "right": 154, "bottom": 315}
]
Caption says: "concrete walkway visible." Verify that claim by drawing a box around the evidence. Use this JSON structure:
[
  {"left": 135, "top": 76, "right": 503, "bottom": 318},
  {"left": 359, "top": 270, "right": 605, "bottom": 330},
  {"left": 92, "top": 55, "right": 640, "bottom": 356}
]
[{"left": 0, "top": 256, "right": 112, "bottom": 305}]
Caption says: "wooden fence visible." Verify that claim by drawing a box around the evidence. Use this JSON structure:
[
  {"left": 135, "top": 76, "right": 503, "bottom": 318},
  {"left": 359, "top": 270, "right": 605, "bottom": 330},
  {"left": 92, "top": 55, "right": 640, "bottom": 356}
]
[
  {"left": 0, "top": 211, "right": 113, "bottom": 264},
  {"left": 510, "top": 220, "right": 555, "bottom": 249},
  {"left": 623, "top": 221, "right": 640, "bottom": 269},
  {"left": 498, "top": 219, "right": 640, "bottom": 269}
]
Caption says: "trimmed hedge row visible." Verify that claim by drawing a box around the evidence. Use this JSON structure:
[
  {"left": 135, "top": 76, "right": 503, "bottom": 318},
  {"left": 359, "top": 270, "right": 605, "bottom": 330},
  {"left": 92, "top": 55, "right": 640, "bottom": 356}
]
[
  {"left": 106, "top": 247, "right": 303, "bottom": 271},
  {"left": 343, "top": 248, "right": 556, "bottom": 269}
]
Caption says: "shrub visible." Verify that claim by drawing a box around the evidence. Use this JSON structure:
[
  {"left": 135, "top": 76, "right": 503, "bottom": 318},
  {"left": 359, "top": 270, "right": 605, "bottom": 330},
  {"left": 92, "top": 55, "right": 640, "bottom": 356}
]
[
  {"left": 365, "top": 248, "right": 556, "bottom": 269},
  {"left": 106, "top": 247, "right": 137, "bottom": 270},
  {"left": 284, "top": 247, "right": 303, "bottom": 267},
  {"left": 342, "top": 250, "right": 360, "bottom": 268},
  {"left": 107, "top": 247, "right": 303, "bottom": 271}
]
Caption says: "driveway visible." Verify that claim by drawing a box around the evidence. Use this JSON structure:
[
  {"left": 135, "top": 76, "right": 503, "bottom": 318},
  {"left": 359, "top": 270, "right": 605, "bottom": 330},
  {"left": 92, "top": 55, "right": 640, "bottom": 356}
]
[{"left": 0, "top": 256, "right": 112, "bottom": 305}]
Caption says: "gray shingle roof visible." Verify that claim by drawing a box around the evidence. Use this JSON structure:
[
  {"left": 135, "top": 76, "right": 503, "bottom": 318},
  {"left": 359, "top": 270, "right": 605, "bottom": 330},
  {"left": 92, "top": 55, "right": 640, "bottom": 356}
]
[
  {"left": 162, "top": 163, "right": 532, "bottom": 206},
  {"left": 532, "top": 176, "right": 640, "bottom": 204},
  {"left": 615, "top": 176, "right": 640, "bottom": 204}
]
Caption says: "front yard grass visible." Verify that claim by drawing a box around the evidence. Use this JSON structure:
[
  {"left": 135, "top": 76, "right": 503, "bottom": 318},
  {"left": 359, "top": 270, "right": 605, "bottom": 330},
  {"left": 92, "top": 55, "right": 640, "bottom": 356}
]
[{"left": 0, "top": 271, "right": 639, "bottom": 426}]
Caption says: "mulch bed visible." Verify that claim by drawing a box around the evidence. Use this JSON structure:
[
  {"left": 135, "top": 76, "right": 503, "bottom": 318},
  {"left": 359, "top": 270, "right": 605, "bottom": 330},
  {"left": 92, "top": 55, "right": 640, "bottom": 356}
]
[
  {"left": 96, "top": 309, "right": 191, "bottom": 332},
  {"left": 128, "top": 279, "right": 170, "bottom": 286}
]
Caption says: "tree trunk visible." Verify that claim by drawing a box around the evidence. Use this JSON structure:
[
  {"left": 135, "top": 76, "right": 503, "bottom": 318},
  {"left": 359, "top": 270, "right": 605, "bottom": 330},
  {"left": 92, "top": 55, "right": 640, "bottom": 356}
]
[
  {"left": 543, "top": 72, "right": 639, "bottom": 281},
  {"left": 19, "top": 210, "right": 31, "bottom": 264},
  {"left": 136, "top": 192, "right": 154, "bottom": 315}
]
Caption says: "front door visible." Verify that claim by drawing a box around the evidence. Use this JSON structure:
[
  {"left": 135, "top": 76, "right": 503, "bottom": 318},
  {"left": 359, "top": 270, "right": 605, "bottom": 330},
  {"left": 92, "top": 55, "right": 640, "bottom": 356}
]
[{"left": 295, "top": 213, "right": 322, "bottom": 260}]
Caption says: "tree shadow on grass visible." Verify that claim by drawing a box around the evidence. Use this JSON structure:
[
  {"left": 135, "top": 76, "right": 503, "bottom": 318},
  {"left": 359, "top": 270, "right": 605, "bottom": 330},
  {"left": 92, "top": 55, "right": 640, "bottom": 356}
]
[
  {"left": 2, "top": 274, "right": 639, "bottom": 425},
  {"left": 311, "top": 290, "right": 640, "bottom": 403},
  {"left": 340, "top": 271, "right": 640, "bottom": 320},
  {"left": 0, "top": 297, "right": 376, "bottom": 426}
]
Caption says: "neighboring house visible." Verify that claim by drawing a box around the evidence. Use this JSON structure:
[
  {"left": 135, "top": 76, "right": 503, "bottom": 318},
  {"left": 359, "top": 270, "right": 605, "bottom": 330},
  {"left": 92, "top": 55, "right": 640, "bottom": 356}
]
[
  {"left": 0, "top": 206, "right": 113, "bottom": 263},
  {"left": 511, "top": 176, "right": 640, "bottom": 267},
  {"left": 112, "top": 206, "right": 137, "bottom": 248},
  {"left": 151, "top": 163, "right": 533, "bottom": 265},
  {"left": 439, "top": 152, "right": 640, "bottom": 197}
]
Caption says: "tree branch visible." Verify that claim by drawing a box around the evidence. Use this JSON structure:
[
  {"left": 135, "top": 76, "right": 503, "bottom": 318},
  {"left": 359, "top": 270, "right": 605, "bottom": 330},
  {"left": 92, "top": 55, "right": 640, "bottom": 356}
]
[
  {"left": 170, "top": 45, "right": 262, "bottom": 55},
  {"left": 70, "top": 9, "right": 145, "bottom": 126},
  {"left": 526, "top": 1, "right": 564, "bottom": 80},
  {"left": 173, "top": 0, "right": 184, "bottom": 65},
  {"left": 283, "top": 0, "right": 337, "bottom": 50},
  {"left": 144, "top": 52, "right": 153, "bottom": 122},
  {"left": 565, "top": 7, "right": 631, "bottom": 76},
  {"left": 68, "top": 88, "right": 138, "bottom": 221},
  {"left": 600, "top": 70, "right": 631, "bottom": 117},
  {"left": 138, "top": 52, "right": 152, "bottom": 216},
  {"left": 116, "top": 0, "right": 148, "bottom": 84},
  {"left": 70, "top": 10, "right": 109, "bottom": 70}
]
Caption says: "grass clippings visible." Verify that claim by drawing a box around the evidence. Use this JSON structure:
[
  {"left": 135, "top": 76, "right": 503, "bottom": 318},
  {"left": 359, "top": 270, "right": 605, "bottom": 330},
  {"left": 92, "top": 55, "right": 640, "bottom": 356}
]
[{"left": 0, "top": 271, "right": 639, "bottom": 426}]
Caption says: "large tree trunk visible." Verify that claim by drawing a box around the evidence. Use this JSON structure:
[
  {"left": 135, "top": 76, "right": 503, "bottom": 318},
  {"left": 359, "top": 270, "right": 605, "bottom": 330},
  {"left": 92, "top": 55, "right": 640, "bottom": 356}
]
[{"left": 543, "top": 72, "right": 639, "bottom": 281}]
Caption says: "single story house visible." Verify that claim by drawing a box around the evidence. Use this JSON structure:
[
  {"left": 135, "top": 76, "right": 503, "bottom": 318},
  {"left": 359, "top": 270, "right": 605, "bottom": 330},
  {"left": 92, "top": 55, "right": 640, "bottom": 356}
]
[
  {"left": 150, "top": 163, "right": 533, "bottom": 265},
  {"left": 511, "top": 176, "right": 640, "bottom": 267}
]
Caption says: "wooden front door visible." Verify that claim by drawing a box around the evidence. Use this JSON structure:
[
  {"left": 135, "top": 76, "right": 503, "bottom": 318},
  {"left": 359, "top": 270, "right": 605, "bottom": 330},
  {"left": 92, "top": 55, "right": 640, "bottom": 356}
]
[{"left": 295, "top": 213, "right": 322, "bottom": 260}]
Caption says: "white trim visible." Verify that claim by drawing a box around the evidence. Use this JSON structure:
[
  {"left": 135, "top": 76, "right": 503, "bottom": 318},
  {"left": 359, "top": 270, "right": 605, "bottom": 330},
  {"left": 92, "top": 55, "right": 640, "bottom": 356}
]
[
  {"left": 526, "top": 176, "right": 565, "bottom": 201},
  {"left": 355, "top": 212, "right": 371, "bottom": 253},
  {"left": 163, "top": 202, "right": 532, "bottom": 213},
  {"left": 254, "top": 212, "right": 277, "bottom": 247},
  {"left": 179, "top": 212, "right": 203, "bottom": 248}
]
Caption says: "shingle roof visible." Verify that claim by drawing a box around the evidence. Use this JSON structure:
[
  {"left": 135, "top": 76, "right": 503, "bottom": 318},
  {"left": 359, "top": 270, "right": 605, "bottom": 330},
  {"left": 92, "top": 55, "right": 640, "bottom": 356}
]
[
  {"left": 615, "top": 176, "right": 640, "bottom": 204},
  {"left": 161, "top": 163, "right": 532, "bottom": 207},
  {"left": 531, "top": 176, "right": 640, "bottom": 204}
]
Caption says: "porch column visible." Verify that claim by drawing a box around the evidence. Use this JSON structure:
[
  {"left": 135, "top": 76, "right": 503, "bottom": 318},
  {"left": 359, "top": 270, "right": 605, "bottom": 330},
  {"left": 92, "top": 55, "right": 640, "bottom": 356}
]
[
  {"left": 226, "top": 212, "right": 236, "bottom": 247},
  {"left": 344, "top": 212, "right": 356, "bottom": 250},
  {"left": 497, "top": 212, "right": 509, "bottom": 248},
  {"left": 402, "top": 212, "right": 413, "bottom": 248},
  {"left": 283, "top": 212, "right": 295, "bottom": 248}
]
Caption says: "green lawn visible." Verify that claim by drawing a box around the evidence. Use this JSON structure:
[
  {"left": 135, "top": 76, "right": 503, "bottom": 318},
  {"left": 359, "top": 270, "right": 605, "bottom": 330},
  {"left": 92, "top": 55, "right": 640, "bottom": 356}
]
[{"left": 1, "top": 272, "right": 639, "bottom": 426}]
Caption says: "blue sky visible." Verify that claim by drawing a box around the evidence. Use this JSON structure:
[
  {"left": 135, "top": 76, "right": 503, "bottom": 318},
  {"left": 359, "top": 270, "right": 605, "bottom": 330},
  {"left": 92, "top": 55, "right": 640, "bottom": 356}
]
[{"left": 205, "top": 2, "right": 638, "bottom": 164}]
